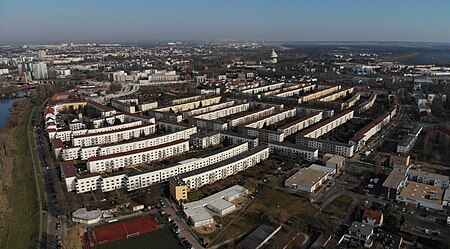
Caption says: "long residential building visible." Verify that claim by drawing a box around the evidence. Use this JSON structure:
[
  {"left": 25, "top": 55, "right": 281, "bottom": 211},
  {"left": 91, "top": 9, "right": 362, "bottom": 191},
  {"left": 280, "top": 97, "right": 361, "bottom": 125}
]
[
  {"left": 182, "top": 101, "right": 235, "bottom": 119},
  {"left": 61, "top": 126, "right": 197, "bottom": 161},
  {"left": 86, "top": 139, "right": 189, "bottom": 173},
  {"left": 277, "top": 111, "right": 323, "bottom": 138},
  {"left": 357, "top": 93, "right": 377, "bottom": 114},
  {"left": 239, "top": 127, "right": 284, "bottom": 142},
  {"left": 317, "top": 87, "right": 354, "bottom": 102},
  {"left": 350, "top": 106, "right": 397, "bottom": 151},
  {"left": 299, "top": 85, "right": 341, "bottom": 103},
  {"left": 63, "top": 143, "right": 250, "bottom": 193},
  {"left": 397, "top": 126, "right": 422, "bottom": 154},
  {"left": 48, "top": 120, "right": 144, "bottom": 142},
  {"left": 227, "top": 107, "right": 275, "bottom": 127},
  {"left": 152, "top": 96, "right": 222, "bottom": 115},
  {"left": 220, "top": 131, "right": 259, "bottom": 148},
  {"left": 296, "top": 137, "right": 355, "bottom": 157},
  {"left": 269, "top": 141, "right": 319, "bottom": 162},
  {"left": 192, "top": 103, "right": 249, "bottom": 120},
  {"left": 179, "top": 146, "right": 269, "bottom": 190},
  {"left": 241, "top": 82, "right": 285, "bottom": 94},
  {"left": 296, "top": 109, "right": 354, "bottom": 139},
  {"left": 72, "top": 123, "right": 156, "bottom": 147},
  {"left": 243, "top": 108, "right": 296, "bottom": 129},
  {"left": 271, "top": 84, "right": 316, "bottom": 98},
  {"left": 188, "top": 118, "right": 228, "bottom": 131}
]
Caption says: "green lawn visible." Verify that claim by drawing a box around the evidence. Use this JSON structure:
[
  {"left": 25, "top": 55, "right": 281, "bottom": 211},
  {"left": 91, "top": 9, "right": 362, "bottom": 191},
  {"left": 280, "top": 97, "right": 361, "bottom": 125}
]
[
  {"left": 1, "top": 108, "right": 40, "bottom": 249},
  {"left": 95, "top": 227, "right": 182, "bottom": 249},
  {"left": 323, "top": 194, "right": 355, "bottom": 214}
]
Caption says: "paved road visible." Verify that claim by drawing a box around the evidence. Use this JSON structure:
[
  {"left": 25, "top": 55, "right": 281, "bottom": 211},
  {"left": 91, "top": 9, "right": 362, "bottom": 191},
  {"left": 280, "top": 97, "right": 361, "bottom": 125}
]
[
  {"left": 34, "top": 102, "right": 65, "bottom": 249},
  {"left": 163, "top": 197, "right": 203, "bottom": 249}
]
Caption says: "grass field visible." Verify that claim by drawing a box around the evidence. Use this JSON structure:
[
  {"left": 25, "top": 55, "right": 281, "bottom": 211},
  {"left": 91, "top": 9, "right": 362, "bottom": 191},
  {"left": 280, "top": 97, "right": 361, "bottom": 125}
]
[
  {"left": 95, "top": 227, "right": 182, "bottom": 249},
  {"left": 211, "top": 186, "right": 318, "bottom": 246},
  {"left": 0, "top": 108, "right": 40, "bottom": 249},
  {"left": 323, "top": 194, "right": 355, "bottom": 214}
]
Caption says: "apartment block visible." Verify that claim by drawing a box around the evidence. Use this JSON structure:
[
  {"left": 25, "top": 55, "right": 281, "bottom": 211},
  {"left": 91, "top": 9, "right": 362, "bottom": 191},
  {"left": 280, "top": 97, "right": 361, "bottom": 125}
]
[
  {"left": 269, "top": 141, "right": 319, "bottom": 162},
  {"left": 243, "top": 108, "right": 296, "bottom": 129},
  {"left": 190, "top": 132, "right": 221, "bottom": 149},
  {"left": 72, "top": 123, "right": 156, "bottom": 147},
  {"left": 277, "top": 111, "right": 323, "bottom": 137},
  {"left": 192, "top": 103, "right": 249, "bottom": 120},
  {"left": 179, "top": 146, "right": 269, "bottom": 190},
  {"left": 227, "top": 107, "right": 275, "bottom": 127},
  {"left": 296, "top": 109, "right": 354, "bottom": 139},
  {"left": 296, "top": 137, "right": 355, "bottom": 158},
  {"left": 220, "top": 131, "right": 259, "bottom": 148},
  {"left": 86, "top": 139, "right": 189, "bottom": 173}
]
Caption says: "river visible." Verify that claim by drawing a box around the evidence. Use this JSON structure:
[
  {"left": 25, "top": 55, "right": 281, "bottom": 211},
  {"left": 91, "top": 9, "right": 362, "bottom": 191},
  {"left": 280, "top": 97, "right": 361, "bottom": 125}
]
[{"left": 0, "top": 99, "right": 15, "bottom": 129}]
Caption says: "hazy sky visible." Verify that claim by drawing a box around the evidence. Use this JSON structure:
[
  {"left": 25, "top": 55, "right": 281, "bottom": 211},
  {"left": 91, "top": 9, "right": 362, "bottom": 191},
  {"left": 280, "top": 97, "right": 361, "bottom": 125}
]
[{"left": 1, "top": 0, "right": 450, "bottom": 43}]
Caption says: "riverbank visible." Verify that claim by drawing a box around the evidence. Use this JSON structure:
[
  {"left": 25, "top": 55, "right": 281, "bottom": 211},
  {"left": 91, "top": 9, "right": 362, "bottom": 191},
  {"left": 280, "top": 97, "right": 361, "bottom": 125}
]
[{"left": 0, "top": 103, "right": 40, "bottom": 249}]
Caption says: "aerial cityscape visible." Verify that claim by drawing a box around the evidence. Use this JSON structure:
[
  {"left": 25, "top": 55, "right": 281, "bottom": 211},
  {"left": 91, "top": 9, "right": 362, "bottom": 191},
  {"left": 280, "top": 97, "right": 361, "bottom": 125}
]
[{"left": 0, "top": 1, "right": 450, "bottom": 249}]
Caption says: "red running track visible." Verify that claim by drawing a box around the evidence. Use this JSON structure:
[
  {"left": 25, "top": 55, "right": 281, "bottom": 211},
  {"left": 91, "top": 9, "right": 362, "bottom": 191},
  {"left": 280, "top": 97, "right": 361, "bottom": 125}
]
[{"left": 90, "top": 216, "right": 159, "bottom": 245}]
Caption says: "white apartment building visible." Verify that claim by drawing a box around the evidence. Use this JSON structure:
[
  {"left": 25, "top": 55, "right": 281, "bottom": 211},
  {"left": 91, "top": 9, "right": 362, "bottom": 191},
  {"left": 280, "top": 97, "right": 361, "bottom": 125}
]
[
  {"left": 240, "top": 127, "right": 284, "bottom": 143},
  {"left": 188, "top": 118, "right": 228, "bottom": 132},
  {"left": 296, "top": 109, "right": 354, "bottom": 139},
  {"left": 61, "top": 126, "right": 197, "bottom": 161},
  {"left": 243, "top": 108, "right": 296, "bottom": 129},
  {"left": 190, "top": 132, "right": 221, "bottom": 149},
  {"left": 273, "top": 84, "right": 316, "bottom": 98},
  {"left": 299, "top": 85, "right": 341, "bottom": 103},
  {"left": 227, "top": 107, "right": 275, "bottom": 127},
  {"left": 65, "top": 143, "right": 249, "bottom": 193},
  {"left": 182, "top": 101, "right": 235, "bottom": 119},
  {"left": 397, "top": 126, "right": 422, "bottom": 154},
  {"left": 296, "top": 137, "right": 355, "bottom": 158},
  {"left": 192, "top": 103, "right": 249, "bottom": 120},
  {"left": 241, "top": 82, "right": 285, "bottom": 94},
  {"left": 357, "top": 93, "right": 377, "bottom": 114},
  {"left": 86, "top": 139, "right": 189, "bottom": 173},
  {"left": 350, "top": 106, "right": 397, "bottom": 151},
  {"left": 179, "top": 146, "right": 269, "bottom": 190},
  {"left": 125, "top": 143, "right": 249, "bottom": 191},
  {"left": 72, "top": 123, "right": 156, "bottom": 147},
  {"left": 220, "top": 132, "right": 259, "bottom": 148},
  {"left": 269, "top": 141, "right": 319, "bottom": 162},
  {"left": 48, "top": 120, "right": 143, "bottom": 142},
  {"left": 277, "top": 111, "right": 323, "bottom": 137},
  {"left": 407, "top": 169, "right": 449, "bottom": 187}
]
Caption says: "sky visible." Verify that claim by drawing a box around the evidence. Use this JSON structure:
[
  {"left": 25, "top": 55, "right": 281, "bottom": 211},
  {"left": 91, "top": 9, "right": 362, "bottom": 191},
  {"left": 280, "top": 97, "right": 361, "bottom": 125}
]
[{"left": 1, "top": 0, "right": 450, "bottom": 44}]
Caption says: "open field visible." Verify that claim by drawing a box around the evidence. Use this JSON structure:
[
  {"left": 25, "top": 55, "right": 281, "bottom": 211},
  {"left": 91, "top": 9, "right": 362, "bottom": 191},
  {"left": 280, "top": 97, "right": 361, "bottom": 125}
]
[
  {"left": 210, "top": 186, "right": 319, "bottom": 246},
  {"left": 323, "top": 194, "right": 355, "bottom": 214},
  {"left": 0, "top": 108, "right": 40, "bottom": 249},
  {"left": 95, "top": 227, "right": 182, "bottom": 249}
]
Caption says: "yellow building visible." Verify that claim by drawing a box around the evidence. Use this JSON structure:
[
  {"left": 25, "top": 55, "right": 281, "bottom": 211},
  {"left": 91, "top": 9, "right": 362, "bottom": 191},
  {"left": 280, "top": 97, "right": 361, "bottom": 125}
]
[{"left": 169, "top": 178, "right": 188, "bottom": 202}]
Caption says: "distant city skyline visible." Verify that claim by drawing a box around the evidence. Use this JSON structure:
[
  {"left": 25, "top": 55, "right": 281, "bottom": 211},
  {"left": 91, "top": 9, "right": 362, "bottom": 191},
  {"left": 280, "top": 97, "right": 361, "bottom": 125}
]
[{"left": 1, "top": 0, "right": 450, "bottom": 44}]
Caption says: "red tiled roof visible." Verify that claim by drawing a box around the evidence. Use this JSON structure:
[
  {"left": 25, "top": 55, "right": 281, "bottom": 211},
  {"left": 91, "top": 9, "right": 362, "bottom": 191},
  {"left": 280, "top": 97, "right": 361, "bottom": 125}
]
[
  {"left": 88, "top": 101, "right": 114, "bottom": 112},
  {"left": 279, "top": 111, "right": 322, "bottom": 129},
  {"left": 43, "top": 107, "right": 55, "bottom": 116},
  {"left": 49, "top": 92, "right": 84, "bottom": 104},
  {"left": 438, "top": 126, "right": 450, "bottom": 136},
  {"left": 362, "top": 209, "right": 383, "bottom": 225},
  {"left": 51, "top": 138, "right": 64, "bottom": 148},
  {"left": 88, "top": 139, "right": 188, "bottom": 162},
  {"left": 60, "top": 162, "right": 77, "bottom": 178},
  {"left": 351, "top": 112, "right": 390, "bottom": 141}
]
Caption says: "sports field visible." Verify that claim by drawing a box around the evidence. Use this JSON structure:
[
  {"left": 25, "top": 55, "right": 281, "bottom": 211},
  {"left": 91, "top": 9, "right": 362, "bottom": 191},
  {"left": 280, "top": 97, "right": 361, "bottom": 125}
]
[
  {"left": 91, "top": 216, "right": 159, "bottom": 245},
  {"left": 95, "top": 227, "right": 182, "bottom": 249}
]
